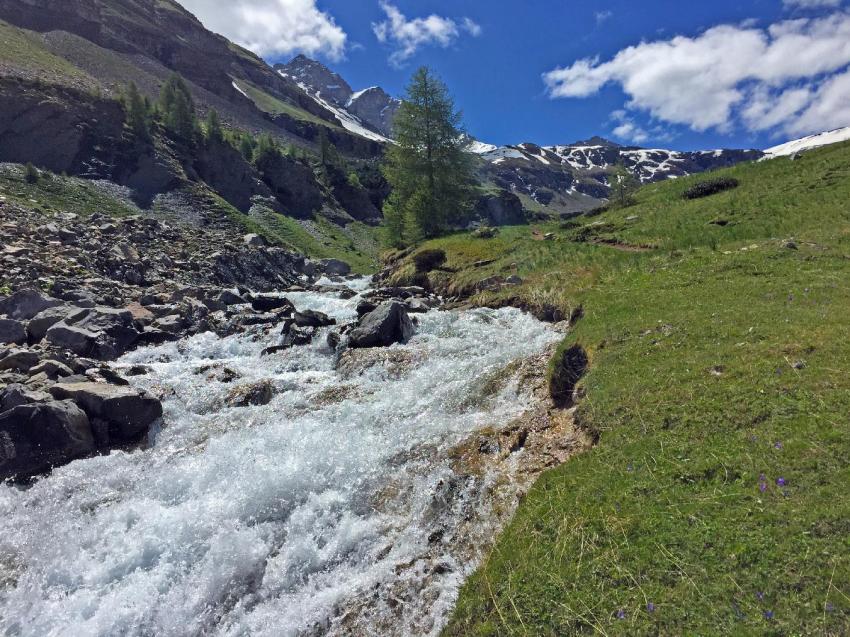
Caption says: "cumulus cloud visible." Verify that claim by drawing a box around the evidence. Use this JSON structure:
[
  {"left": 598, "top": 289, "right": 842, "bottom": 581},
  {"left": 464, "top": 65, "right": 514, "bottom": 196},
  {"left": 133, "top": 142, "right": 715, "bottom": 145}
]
[
  {"left": 179, "top": 0, "right": 347, "bottom": 60},
  {"left": 372, "top": 2, "right": 481, "bottom": 67},
  {"left": 544, "top": 11, "right": 850, "bottom": 137}
]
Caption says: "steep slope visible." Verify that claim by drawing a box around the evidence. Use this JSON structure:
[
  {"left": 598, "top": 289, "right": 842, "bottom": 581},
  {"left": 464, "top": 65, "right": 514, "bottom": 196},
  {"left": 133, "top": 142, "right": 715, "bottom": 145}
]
[{"left": 763, "top": 126, "right": 850, "bottom": 158}]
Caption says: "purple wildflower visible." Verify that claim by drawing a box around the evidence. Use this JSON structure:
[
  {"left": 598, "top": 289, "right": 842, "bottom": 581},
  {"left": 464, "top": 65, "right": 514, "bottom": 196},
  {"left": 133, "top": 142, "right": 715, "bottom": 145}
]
[
  {"left": 826, "top": 602, "right": 834, "bottom": 613},
  {"left": 759, "top": 481, "right": 767, "bottom": 493},
  {"left": 756, "top": 591, "right": 765, "bottom": 601},
  {"left": 774, "top": 441, "right": 783, "bottom": 450},
  {"left": 616, "top": 609, "right": 626, "bottom": 620},
  {"left": 764, "top": 610, "right": 774, "bottom": 620},
  {"left": 776, "top": 477, "right": 786, "bottom": 487},
  {"left": 647, "top": 602, "right": 656, "bottom": 613}
]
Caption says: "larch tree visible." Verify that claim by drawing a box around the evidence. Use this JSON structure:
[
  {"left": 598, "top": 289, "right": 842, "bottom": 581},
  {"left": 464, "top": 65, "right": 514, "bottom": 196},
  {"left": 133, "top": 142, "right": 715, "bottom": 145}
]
[{"left": 382, "top": 67, "right": 474, "bottom": 247}]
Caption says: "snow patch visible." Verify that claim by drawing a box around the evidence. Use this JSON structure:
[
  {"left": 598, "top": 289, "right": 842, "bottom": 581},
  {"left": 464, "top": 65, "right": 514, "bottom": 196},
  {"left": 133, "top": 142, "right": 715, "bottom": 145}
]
[
  {"left": 232, "top": 80, "right": 250, "bottom": 100},
  {"left": 763, "top": 127, "right": 850, "bottom": 159}
]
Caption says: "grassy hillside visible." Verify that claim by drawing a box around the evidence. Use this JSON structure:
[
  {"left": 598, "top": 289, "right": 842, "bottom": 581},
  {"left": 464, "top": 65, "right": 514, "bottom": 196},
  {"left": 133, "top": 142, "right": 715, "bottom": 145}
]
[{"left": 397, "top": 142, "right": 850, "bottom": 635}]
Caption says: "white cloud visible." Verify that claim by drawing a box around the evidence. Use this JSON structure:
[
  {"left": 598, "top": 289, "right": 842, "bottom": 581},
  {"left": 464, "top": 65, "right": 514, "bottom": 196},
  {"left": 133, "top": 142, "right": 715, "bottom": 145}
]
[
  {"left": 544, "top": 11, "right": 850, "bottom": 137},
  {"left": 372, "top": 2, "right": 481, "bottom": 67},
  {"left": 783, "top": 0, "right": 842, "bottom": 8},
  {"left": 179, "top": 0, "right": 347, "bottom": 60},
  {"left": 595, "top": 10, "right": 613, "bottom": 25}
]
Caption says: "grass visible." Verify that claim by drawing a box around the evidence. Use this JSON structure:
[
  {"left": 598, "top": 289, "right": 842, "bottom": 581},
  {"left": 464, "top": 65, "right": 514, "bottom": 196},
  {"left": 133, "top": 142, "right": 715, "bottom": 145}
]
[
  {"left": 0, "top": 20, "right": 100, "bottom": 91},
  {"left": 231, "top": 78, "right": 337, "bottom": 128},
  {"left": 393, "top": 142, "right": 850, "bottom": 635},
  {"left": 0, "top": 165, "right": 138, "bottom": 217}
]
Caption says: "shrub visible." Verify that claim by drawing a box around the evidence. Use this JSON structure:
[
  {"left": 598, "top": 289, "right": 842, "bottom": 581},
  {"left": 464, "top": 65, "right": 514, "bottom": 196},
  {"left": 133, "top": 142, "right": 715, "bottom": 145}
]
[
  {"left": 683, "top": 177, "right": 739, "bottom": 200},
  {"left": 24, "top": 162, "right": 39, "bottom": 184},
  {"left": 413, "top": 248, "right": 447, "bottom": 272}
]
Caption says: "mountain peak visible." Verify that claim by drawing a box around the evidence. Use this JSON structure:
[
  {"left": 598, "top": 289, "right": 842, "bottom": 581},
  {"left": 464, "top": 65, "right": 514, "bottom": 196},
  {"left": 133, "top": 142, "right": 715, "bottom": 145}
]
[{"left": 570, "top": 136, "right": 621, "bottom": 148}]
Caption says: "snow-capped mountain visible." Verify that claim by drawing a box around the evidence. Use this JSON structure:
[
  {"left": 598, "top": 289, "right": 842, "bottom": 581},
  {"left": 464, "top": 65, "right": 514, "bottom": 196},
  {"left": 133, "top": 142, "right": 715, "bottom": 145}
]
[
  {"left": 471, "top": 136, "right": 763, "bottom": 214},
  {"left": 275, "top": 55, "right": 401, "bottom": 140}
]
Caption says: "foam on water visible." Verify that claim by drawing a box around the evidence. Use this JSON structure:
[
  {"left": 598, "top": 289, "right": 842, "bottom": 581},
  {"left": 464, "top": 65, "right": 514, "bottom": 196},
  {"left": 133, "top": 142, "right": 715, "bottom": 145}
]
[{"left": 0, "top": 283, "right": 558, "bottom": 636}]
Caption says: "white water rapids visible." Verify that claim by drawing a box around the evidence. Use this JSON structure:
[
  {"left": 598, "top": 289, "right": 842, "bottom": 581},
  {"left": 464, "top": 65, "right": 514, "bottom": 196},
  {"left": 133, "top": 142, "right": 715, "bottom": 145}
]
[{"left": 0, "top": 281, "right": 559, "bottom": 636}]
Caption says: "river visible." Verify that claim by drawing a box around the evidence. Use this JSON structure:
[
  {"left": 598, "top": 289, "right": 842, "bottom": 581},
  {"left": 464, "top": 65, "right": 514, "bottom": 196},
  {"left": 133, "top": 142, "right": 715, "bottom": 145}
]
[{"left": 0, "top": 280, "right": 560, "bottom": 636}]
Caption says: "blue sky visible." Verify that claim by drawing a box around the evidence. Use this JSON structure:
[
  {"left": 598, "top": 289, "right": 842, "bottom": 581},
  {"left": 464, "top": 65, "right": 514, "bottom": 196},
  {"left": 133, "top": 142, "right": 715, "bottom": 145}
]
[{"left": 182, "top": 0, "right": 850, "bottom": 151}]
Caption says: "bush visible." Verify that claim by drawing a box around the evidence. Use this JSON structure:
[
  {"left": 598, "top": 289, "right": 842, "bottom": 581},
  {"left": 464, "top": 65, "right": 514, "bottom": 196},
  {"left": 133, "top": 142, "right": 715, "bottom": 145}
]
[
  {"left": 413, "top": 248, "right": 447, "bottom": 272},
  {"left": 683, "top": 177, "right": 739, "bottom": 200},
  {"left": 24, "top": 162, "right": 39, "bottom": 184}
]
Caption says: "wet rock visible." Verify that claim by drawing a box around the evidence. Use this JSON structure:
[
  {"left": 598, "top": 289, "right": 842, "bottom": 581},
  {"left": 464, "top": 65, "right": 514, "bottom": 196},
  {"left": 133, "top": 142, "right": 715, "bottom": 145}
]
[
  {"left": 0, "top": 349, "right": 40, "bottom": 372},
  {"left": 405, "top": 299, "right": 431, "bottom": 314},
  {"left": 225, "top": 381, "right": 275, "bottom": 407},
  {"left": 0, "top": 401, "right": 95, "bottom": 481},
  {"left": 283, "top": 326, "right": 314, "bottom": 348},
  {"left": 49, "top": 381, "right": 162, "bottom": 445},
  {"left": 250, "top": 294, "right": 294, "bottom": 313},
  {"left": 294, "top": 309, "right": 336, "bottom": 328},
  {"left": 154, "top": 315, "right": 185, "bottom": 334},
  {"left": 0, "top": 319, "right": 27, "bottom": 345},
  {"left": 348, "top": 302, "right": 415, "bottom": 349},
  {"left": 217, "top": 289, "right": 246, "bottom": 306},
  {"left": 0, "top": 289, "right": 62, "bottom": 320},
  {"left": 319, "top": 258, "right": 352, "bottom": 277},
  {"left": 356, "top": 299, "right": 377, "bottom": 317}
]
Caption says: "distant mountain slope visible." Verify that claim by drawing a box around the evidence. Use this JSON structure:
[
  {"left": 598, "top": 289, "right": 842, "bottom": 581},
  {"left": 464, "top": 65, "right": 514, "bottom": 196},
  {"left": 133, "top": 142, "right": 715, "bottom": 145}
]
[
  {"left": 276, "top": 55, "right": 401, "bottom": 140},
  {"left": 473, "top": 137, "right": 763, "bottom": 215}
]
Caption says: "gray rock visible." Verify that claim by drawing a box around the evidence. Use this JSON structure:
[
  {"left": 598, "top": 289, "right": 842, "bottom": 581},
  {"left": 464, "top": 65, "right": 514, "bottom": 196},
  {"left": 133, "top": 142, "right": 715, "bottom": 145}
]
[
  {"left": 0, "top": 318, "right": 27, "bottom": 345},
  {"left": 46, "top": 323, "right": 98, "bottom": 356},
  {"left": 27, "top": 306, "right": 87, "bottom": 342},
  {"left": 244, "top": 233, "right": 267, "bottom": 247},
  {"left": 29, "top": 359, "right": 74, "bottom": 380},
  {"left": 0, "top": 349, "right": 40, "bottom": 372},
  {"left": 0, "top": 289, "right": 62, "bottom": 320},
  {"left": 48, "top": 382, "right": 162, "bottom": 445},
  {"left": 225, "top": 381, "right": 275, "bottom": 407},
  {"left": 154, "top": 315, "right": 185, "bottom": 333},
  {"left": 0, "top": 401, "right": 95, "bottom": 481},
  {"left": 294, "top": 309, "right": 336, "bottom": 328},
  {"left": 320, "top": 259, "right": 352, "bottom": 276},
  {"left": 1, "top": 384, "right": 51, "bottom": 412},
  {"left": 348, "top": 302, "right": 415, "bottom": 349},
  {"left": 250, "top": 294, "right": 294, "bottom": 313},
  {"left": 217, "top": 290, "right": 246, "bottom": 306}
]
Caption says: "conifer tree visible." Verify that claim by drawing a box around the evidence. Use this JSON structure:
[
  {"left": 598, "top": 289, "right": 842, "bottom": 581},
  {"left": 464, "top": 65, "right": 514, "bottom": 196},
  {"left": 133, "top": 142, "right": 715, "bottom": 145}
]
[
  {"left": 159, "top": 74, "right": 198, "bottom": 142},
  {"left": 382, "top": 67, "right": 474, "bottom": 247},
  {"left": 610, "top": 162, "right": 639, "bottom": 208},
  {"left": 238, "top": 133, "right": 256, "bottom": 162},
  {"left": 205, "top": 109, "right": 224, "bottom": 144},
  {"left": 124, "top": 82, "right": 151, "bottom": 141}
]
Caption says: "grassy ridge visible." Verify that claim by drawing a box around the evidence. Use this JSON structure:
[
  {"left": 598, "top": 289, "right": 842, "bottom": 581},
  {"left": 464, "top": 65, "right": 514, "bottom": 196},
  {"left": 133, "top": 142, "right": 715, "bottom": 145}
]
[{"left": 406, "top": 143, "right": 850, "bottom": 635}]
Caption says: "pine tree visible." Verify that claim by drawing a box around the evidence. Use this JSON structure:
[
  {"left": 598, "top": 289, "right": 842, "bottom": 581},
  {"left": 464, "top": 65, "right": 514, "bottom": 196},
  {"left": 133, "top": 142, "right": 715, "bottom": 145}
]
[
  {"left": 24, "top": 162, "right": 39, "bottom": 184},
  {"left": 253, "top": 133, "right": 282, "bottom": 174},
  {"left": 124, "top": 82, "right": 151, "bottom": 141},
  {"left": 205, "top": 109, "right": 224, "bottom": 144},
  {"left": 159, "top": 74, "right": 198, "bottom": 142},
  {"left": 238, "top": 133, "right": 256, "bottom": 162},
  {"left": 382, "top": 67, "right": 474, "bottom": 247}
]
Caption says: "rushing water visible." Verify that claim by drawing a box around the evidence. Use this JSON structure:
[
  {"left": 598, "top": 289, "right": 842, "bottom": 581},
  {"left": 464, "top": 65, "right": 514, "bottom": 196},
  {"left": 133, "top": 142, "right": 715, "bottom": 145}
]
[{"left": 0, "top": 281, "right": 558, "bottom": 636}]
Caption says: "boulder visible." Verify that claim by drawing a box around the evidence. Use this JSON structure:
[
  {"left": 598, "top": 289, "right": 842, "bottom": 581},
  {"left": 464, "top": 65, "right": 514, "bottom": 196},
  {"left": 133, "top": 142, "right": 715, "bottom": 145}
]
[
  {"left": 294, "top": 309, "right": 336, "bottom": 328},
  {"left": 217, "top": 290, "right": 246, "bottom": 306},
  {"left": 282, "top": 325, "right": 314, "bottom": 348},
  {"left": 356, "top": 299, "right": 377, "bottom": 317},
  {"left": 46, "top": 323, "right": 98, "bottom": 356},
  {"left": 251, "top": 294, "right": 294, "bottom": 313},
  {"left": 0, "top": 401, "right": 95, "bottom": 481},
  {"left": 29, "top": 359, "right": 74, "bottom": 380},
  {"left": 0, "top": 290, "right": 62, "bottom": 320},
  {"left": 225, "top": 381, "right": 275, "bottom": 407},
  {"left": 320, "top": 258, "right": 352, "bottom": 276},
  {"left": 244, "top": 233, "right": 267, "bottom": 247},
  {"left": 1, "top": 384, "right": 51, "bottom": 412},
  {"left": 348, "top": 302, "right": 415, "bottom": 349},
  {"left": 0, "top": 318, "right": 27, "bottom": 345},
  {"left": 48, "top": 382, "right": 162, "bottom": 445},
  {"left": 27, "top": 306, "right": 87, "bottom": 342},
  {"left": 0, "top": 349, "right": 40, "bottom": 372}
]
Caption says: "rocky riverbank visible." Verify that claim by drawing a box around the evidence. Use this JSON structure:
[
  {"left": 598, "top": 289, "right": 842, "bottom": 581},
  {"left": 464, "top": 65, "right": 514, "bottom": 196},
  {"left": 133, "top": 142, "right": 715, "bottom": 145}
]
[{"left": 0, "top": 201, "right": 441, "bottom": 482}]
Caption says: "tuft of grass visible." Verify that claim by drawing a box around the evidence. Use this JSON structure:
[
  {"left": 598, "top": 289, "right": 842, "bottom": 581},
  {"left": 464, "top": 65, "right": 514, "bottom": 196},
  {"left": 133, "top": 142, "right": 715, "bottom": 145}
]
[{"left": 409, "top": 141, "right": 850, "bottom": 636}]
